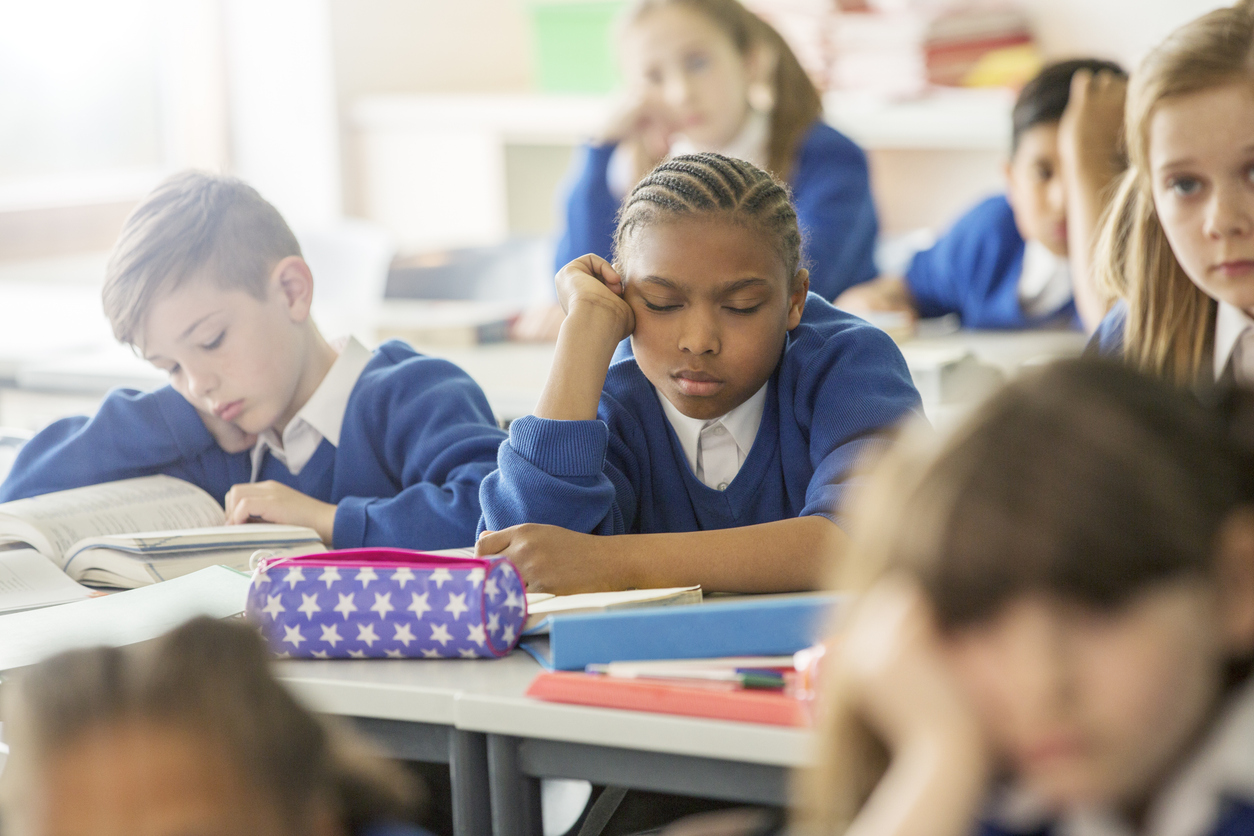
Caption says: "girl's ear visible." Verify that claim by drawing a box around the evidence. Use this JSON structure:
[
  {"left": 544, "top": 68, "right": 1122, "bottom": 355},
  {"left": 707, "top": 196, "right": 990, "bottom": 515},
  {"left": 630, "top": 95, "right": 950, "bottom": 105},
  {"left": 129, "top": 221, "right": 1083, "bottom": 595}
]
[
  {"left": 271, "top": 256, "right": 316, "bottom": 324},
  {"left": 1216, "top": 508, "right": 1254, "bottom": 656},
  {"left": 788, "top": 269, "right": 809, "bottom": 330}
]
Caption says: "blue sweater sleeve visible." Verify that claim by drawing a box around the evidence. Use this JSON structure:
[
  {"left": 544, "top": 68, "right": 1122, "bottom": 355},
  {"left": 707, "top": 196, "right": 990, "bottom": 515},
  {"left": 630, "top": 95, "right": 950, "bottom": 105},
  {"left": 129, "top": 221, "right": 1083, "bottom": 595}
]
[
  {"left": 332, "top": 353, "right": 507, "bottom": 550},
  {"left": 1085, "top": 300, "right": 1127, "bottom": 357},
  {"left": 553, "top": 143, "right": 621, "bottom": 272},
  {"left": 792, "top": 123, "right": 879, "bottom": 300},
  {"left": 476, "top": 401, "right": 639, "bottom": 536},
  {"left": 782, "top": 310, "right": 923, "bottom": 525},
  {"left": 0, "top": 385, "right": 242, "bottom": 504}
]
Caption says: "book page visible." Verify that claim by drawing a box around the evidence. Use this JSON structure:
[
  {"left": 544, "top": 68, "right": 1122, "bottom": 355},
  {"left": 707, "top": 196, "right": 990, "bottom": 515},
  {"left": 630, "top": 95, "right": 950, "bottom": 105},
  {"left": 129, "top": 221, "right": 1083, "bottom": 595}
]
[
  {"left": 525, "top": 586, "right": 702, "bottom": 632},
  {"left": 0, "top": 476, "right": 225, "bottom": 565},
  {"left": 0, "top": 548, "right": 93, "bottom": 614}
]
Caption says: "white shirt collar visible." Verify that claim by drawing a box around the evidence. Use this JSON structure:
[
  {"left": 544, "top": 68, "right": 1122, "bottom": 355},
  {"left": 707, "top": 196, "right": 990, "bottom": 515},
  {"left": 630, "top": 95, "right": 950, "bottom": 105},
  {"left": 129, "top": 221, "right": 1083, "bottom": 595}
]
[
  {"left": 656, "top": 383, "right": 768, "bottom": 483},
  {"left": 1213, "top": 301, "right": 1254, "bottom": 382},
  {"left": 1018, "top": 239, "right": 1073, "bottom": 319},
  {"left": 249, "top": 336, "right": 372, "bottom": 480},
  {"left": 984, "top": 676, "right": 1254, "bottom": 836}
]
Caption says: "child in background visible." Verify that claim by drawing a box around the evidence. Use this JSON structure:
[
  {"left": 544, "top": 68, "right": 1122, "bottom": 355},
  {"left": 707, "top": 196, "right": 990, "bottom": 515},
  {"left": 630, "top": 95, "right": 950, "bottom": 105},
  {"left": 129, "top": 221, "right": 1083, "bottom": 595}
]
[
  {"left": 0, "top": 172, "right": 506, "bottom": 551},
  {"left": 1091, "top": 1, "right": 1254, "bottom": 388},
  {"left": 799, "top": 359, "right": 1254, "bottom": 836},
  {"left": 837, "top": 59, "right": 1127, "bottom": 333},
  {"left": 478, "top": 153, "right": 921, "bottom": 595},
  {"left": 516, "top": 0, "right": 877, "bottom": 339},
  {"left": 0, "top": 617, "right": 431, "bottom": 836}
]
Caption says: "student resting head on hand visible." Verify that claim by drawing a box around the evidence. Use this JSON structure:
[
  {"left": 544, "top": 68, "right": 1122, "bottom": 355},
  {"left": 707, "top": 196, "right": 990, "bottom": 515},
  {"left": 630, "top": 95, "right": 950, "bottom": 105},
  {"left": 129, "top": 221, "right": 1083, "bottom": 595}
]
[
  {"left": 479, "top": 152, "right": 921, "bottom": 596},
  {"left": 837, "top": 58, "right": 1127, "bottom": 333},
  {"left": 798, "top": 358, "right": 1254, "bottom": 836},
  {"left": 0, "top": 171, "right": 506, "bottom": 551},
  {"left": 0, "top": 616, "right": 430, "bottom": 836},
  {"left": 517, "top": 0, "right": 878, "bottom": 340},
  {"left": 1090, "top": 0, "right": 1254, "bottom": 390}
]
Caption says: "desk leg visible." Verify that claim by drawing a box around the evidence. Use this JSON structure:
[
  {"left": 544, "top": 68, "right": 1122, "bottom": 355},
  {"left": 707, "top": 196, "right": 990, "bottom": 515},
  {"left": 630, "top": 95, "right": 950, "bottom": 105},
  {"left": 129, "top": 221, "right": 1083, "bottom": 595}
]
[
  {"left": 487, "top": 735, "right": 542, "bottom": 836},
  {"left": 450, "top": 730, "right": 492, "bottom": 836}
]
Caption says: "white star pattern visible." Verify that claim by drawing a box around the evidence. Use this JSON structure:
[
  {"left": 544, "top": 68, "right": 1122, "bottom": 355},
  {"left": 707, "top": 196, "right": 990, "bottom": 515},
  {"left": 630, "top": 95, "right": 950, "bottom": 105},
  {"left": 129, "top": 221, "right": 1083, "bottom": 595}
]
[
  {"left": 310, "top": 650, "right": 329, "bottom": 659},
  {"left": 467, "top": 623, "right": 487, "bottom": 647},
  {"left": 393, "top": 623, "right": 416, "bottom": 646},
  {"left": 385, "top": 649, "right": 405, "bottom": 658},
  {"left": 504, "top": 590, "right": 522, "bottom": 611},
  {"left": 254, "top": 569, "right": 271, "bottom": 585},
  {"left": 347, "top": 649, "right": 366, "bottom": 659},
  {"left": 487, "top": 612, "right": 500, "bottom": 633},
  {"left": 318, "top": 566, "right": 341, "bottom": 588},
  {"left": 392, "top": 567, "right": 416, "bottom": 588},
  {"left": 484, "top": 576, "right": 500, "bottom": 601},
  {"left": 356, "top": 623, "right": 379, "bottom": 647},
  {"left": 275, "top": 651, "right": 291, "bottom": 659},
  {"left": 421, "top": 648, "right": 442, "bottom": 658},
  {"left": 297, "top": 593, "right": 321, "bottom": 620},
  {"left": 371, "top": 592, "right": 395, "bottom": 618},
  {"left": 430, "top": 568, "right": 453, "bottom": 588},
  {"left": 334, "top": 593, "right": 358, "bottom": 620},
  {"left": 468, "top": 568, "right": 484, "bottom": 586},
  {"left": 445, "top": 592, "right": 469, "bottom": 620},
  {"left": 430, "top": 623, "right": 452, "bottom": 646},
  {"left": 407, "top": 592, "right": 431, "bottom": 619},
  {"left": 502, "top": 624, "right": 516, "bottom": 645},
  {"left": 458, "top": 647, "right": 479, "bottom": 659},
  {"left": 283, "top": 567, "right": 305, "bottom": 589},
  {"left": 320, "top": 624, "right": 343, "bottom": 647},
  {"left": 262, "top": 594, "right": 285, "bottom": 619},
  {"left": 282, "top": 624, "right": 304, "bottom": 647},
  {"left": 355, "top": 567, "right": 378, "bottom": 588}
]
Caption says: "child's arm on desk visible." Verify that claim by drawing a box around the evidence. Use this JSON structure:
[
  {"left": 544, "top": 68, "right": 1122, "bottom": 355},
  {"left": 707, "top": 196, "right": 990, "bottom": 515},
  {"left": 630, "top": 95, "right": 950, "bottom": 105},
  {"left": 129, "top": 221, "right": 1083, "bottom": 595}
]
[
  {"left": 224, "top": 482, "right": 336, "bottom": 543},
  {"left": 476, "top": 515, "right": 840, "bottom": 594}
]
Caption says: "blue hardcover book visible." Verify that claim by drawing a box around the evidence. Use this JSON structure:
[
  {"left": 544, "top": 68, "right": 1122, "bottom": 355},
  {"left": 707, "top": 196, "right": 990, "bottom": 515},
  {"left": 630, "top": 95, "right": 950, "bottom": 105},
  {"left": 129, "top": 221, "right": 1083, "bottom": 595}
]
[{"left": 520, "top": 593, "right": 840, "bottom": 671}]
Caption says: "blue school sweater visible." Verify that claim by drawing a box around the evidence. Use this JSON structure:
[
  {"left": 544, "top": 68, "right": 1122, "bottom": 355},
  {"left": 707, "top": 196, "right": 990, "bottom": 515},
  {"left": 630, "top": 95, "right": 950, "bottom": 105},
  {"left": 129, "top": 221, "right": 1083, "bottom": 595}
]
[
  {"left": 0, "top": 341, "right": 507, "bottom": 551},
  {"left": 977, "top": 800, "right": 1254, "bottom": 836},
  {"left": 906, "top": 195, "right": 1077, "bottom": 329},
  {"left": 553, "top": 121, "right": 879, "bottom": 301},
  {"left": 478, "top": 294, "right": 922, "bottom": 535},
  {"left": 1087, "top": 299, "right": 1127, "bottom": 357}
]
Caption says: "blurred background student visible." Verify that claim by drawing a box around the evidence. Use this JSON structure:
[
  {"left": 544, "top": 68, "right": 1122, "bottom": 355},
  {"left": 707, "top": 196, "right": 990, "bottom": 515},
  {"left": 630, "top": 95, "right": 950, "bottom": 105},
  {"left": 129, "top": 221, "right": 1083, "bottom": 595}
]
[
  {"left": 835, "top": 59, "right": 1127, "bottom": 334},
  {"left": 515, "top": 0, "right": 878, "bottom": 340},
  {"left": 0, "top": 617, "right": 431, "bottom": 836}
]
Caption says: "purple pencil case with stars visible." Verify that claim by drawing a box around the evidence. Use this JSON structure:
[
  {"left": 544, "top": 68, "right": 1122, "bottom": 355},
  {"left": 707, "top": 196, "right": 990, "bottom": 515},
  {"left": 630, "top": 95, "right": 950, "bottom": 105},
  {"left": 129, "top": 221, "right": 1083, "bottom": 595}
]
[{"left": 245, "top": 549, "right": 528, "bottom": 660}]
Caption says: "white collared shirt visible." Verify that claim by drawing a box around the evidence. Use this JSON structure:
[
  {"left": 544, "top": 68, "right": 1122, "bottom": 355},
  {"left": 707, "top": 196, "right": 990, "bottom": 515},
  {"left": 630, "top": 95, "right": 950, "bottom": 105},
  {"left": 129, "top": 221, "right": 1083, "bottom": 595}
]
[
  {"left": 1213, "top": 301, "right": 1254, "bottom": 384},
  {"left": 982, "top": 676, "right": 1254, "bottom": 836},
  {"left": 249, "top": 336, "right": 373, "bottom": 481},
  {"left": 1017, "top": 239, "right": 1073, "bottom": 320},
  {"left": 657, "top": 384, "right": 768, "bottom": 491},
  {"left": 606, "top": 109, "right": 772, "bottom": 199}
]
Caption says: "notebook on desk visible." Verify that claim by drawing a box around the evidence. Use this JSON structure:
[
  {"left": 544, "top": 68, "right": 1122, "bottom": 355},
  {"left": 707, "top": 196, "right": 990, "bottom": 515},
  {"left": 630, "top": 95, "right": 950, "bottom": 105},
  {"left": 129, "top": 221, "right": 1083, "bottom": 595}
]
[{"left": 520, "top": 593, "right": 840, "bottom": 671}]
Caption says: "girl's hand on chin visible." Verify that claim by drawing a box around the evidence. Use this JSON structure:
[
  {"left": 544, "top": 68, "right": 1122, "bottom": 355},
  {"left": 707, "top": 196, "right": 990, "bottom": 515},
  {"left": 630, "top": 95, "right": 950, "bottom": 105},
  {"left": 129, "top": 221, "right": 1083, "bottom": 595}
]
[
  {"left": 838, "top": 575, "right": 987, "bottom": 755},
  {"left": 555, "top": 254, "right": 636, "bottom": 343}
]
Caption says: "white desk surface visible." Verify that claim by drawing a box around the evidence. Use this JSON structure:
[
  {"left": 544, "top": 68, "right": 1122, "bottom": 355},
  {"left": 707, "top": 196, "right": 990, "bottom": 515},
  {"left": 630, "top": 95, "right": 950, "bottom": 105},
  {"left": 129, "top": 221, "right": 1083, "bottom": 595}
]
[{"left": 277, "top": 650, "right": 812, "bottom": 768}]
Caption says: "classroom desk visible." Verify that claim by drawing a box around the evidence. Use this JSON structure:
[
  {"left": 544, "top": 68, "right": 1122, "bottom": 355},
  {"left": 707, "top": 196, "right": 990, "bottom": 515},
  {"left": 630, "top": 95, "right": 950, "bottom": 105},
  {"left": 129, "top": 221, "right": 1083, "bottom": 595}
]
[{"left": 276, "top": 651, "right": 811, "bottom": 836}]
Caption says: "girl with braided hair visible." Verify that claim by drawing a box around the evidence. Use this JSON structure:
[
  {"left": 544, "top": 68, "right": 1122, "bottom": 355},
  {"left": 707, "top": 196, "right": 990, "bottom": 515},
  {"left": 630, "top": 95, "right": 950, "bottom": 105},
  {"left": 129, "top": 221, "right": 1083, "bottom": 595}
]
[{"left": 478, "top": 153, "right": 920, "bottom": 595}]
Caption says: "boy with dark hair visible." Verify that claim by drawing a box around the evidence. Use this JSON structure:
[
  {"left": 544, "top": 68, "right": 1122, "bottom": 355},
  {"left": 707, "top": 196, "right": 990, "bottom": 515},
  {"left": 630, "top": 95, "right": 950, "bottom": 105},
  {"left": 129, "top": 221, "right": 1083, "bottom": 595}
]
[
  {"left": 0, "top": 171, "right": 506, "bottom": 550},
  {"left": 836, "top": 59, "right": 1128, "bottom": 332}
]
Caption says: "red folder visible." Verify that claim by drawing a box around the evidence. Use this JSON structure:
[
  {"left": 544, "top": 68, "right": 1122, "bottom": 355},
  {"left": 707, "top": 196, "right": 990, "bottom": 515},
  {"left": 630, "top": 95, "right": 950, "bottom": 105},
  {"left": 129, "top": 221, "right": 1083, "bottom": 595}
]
[{"left": 525, "top": 671, "right": 812, "bottom": 727}]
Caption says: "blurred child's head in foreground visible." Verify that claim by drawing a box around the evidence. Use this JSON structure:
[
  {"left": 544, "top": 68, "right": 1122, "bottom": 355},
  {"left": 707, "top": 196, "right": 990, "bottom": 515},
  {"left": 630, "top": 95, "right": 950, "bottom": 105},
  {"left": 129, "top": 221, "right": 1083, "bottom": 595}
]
[
  {"left": 612, "top": 152, "right": 809, "bottom": 420},
  {"left": 1006, "top": 58, "right": 1126, "bottom": 256},
  {"left": 103, "top": 171, "right": 330, "bottom": 436},
  {"left": 815, "top": 359, "right": 1254, "bottom": 824},
  {"left": 0, "top": 617, "right": 422, "bottom": 836}
]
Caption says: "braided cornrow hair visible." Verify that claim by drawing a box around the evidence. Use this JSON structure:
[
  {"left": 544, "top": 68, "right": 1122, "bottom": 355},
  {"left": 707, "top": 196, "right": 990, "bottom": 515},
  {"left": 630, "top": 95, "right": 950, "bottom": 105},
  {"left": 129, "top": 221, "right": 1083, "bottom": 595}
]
[{"left": 612, "top": 152, "right": 805, "bottom": 284}]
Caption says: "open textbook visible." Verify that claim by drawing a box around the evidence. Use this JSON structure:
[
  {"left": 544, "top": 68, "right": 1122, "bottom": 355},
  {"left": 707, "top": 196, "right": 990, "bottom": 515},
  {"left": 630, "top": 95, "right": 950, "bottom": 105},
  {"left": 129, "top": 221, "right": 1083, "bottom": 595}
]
[{"left": 0, "top": 475, "right": 325, "bottom": 592}]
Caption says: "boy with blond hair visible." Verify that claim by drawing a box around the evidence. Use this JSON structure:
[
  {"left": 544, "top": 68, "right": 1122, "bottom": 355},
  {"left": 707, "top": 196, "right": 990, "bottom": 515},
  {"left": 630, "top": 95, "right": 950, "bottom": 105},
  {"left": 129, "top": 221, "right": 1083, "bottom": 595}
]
[{"left": 1, "top": 171, "right": 506, "bottom": 550}]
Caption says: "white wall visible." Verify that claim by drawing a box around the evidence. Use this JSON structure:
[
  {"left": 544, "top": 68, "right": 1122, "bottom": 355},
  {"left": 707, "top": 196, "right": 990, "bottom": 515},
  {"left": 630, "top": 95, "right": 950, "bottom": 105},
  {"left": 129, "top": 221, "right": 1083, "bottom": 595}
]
[{"left": 1021, "top": 0, "right": 1226, "bottom": 68}]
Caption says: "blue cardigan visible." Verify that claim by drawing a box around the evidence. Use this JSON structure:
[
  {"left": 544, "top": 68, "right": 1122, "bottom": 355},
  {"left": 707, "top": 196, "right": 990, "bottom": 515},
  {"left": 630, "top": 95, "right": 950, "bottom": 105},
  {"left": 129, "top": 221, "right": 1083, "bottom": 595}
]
[
  {"left": 479, "top": 294, "right": 922, "bottom": 535},
  {"left": 977, "top": 799, "right": 1254, "bottom": 836},
  {"left": 906, "top": 195, "right": 1077, "bottom": 329},
  {"left": 553, "top": 121, "right": 879, "bottom": 301},
  {"left": 0, "top": 341, "right": 507, "bottom": 551}
]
